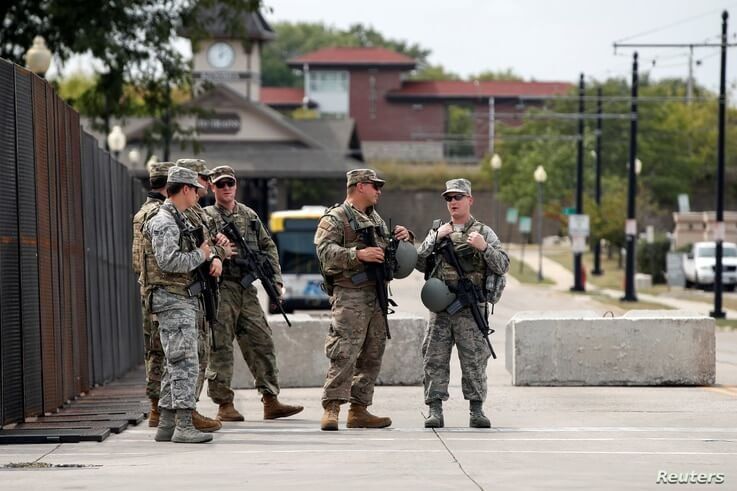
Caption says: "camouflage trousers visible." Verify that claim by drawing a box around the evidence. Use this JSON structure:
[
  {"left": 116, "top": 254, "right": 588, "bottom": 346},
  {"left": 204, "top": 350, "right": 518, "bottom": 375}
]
[
  {"left": 152, "top": 289, "right": 199, "bottom": 410},
  {"left": 322, "top": 286, "right": 387, "bottom": 408},
  {"left": 207, "top": 280, "right": 280, "bottom": 404},
  {"left": 195, "top": 309, "right": 210, "bottom": 401},
  {"left": 142, "top": 302, "right": 164, "bottom": 400},
  {"left": 422, "top": 307, "right": 491, "bottom": 404}
]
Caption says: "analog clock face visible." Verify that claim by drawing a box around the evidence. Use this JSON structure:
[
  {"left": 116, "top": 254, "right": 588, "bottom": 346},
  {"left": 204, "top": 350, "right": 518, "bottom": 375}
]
[{"left": 207, "top": 42, "right": 235, "bottom": 69}]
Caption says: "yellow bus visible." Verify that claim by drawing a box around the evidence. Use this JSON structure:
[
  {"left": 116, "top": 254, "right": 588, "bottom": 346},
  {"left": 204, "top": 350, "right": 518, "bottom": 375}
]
[{"left": 269, "top": 206, "right": 330, "bottom": 313}]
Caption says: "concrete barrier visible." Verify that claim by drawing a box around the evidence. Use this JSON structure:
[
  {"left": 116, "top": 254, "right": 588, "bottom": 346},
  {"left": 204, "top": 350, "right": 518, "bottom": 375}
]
[
  {"left": 231, "top": 313, "right": 426, "bottom": 389},
  {"left": 505, "top": 310, "right": 715, "bottom": 386}
]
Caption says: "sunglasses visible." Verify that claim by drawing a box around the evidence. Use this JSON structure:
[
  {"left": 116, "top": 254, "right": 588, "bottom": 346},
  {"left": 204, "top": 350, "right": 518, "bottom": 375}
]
[
  {"left": 215, "top": 179, "right": 236, "bottom": 188},
  {"left": 361, "top": 181, "right": 383, "bottom": 190},
  {"left": 444, "top": 194, "right": 467, "bottom": 202}
]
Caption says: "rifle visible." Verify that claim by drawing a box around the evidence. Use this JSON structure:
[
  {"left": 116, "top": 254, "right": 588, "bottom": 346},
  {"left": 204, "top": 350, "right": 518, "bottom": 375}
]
[
  {"left": 170, "top": 209, "right": 219, "bottom": 350},
  {"left": 220, "top": 220, "right": 292, "bottom": 327},
  {"left": 353, "top": 224, "right": 396, "bottom": 339},
  {"left": 436, "top": 237, "right": 496, "bottom": 359}
]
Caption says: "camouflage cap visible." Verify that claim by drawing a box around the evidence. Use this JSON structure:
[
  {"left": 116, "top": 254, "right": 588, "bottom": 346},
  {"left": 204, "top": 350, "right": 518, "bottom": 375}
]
[
  {"left": 167, "top": 166, "right": 204, "bottom": 189},
  {"left": 148, "top": 161, "right": 174, "bottom": 179},
  {"left": 442, "top": 178, "right": 472, "bottom": 196},
  {"left": 210, "top": 165, "right": 236, "bottom": 183},
  {"left": 346, "top": 168, "right": 385, "bottom": 187},
  {"left": 176, "top": 158, "right": 211, "bottom": 177}
]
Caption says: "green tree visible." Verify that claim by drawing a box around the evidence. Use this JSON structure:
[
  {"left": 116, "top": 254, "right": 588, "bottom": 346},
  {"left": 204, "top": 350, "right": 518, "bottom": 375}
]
[
  {"left": 412, "top": 64, "right": 461, "bottom": 81},
  {"left": 470, "top": 68, "right": 523, "bottom": 81}
]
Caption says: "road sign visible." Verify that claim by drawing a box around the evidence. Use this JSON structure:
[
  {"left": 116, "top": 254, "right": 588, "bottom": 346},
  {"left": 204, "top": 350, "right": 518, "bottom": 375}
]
[
  {"left": 519, "top": 216, "right": 532, "bottom": 234},
  {"left": 563, "top": 207, "right": 576, "bottom": 216},
  {"left": 506, "top": 208, "right": 518, "bottom": 224},
  {"left": 568, "top": 214, "right": 590, "bottom": 237}
]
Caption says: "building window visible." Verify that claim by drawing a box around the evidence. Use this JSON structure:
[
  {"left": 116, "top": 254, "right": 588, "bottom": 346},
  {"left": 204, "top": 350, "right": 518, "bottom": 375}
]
[
  {"left": 369, "top": 75, "right": 377, "bottom": 119},
  {"left": 308, "top": 70, "right": 349, "bottom": 116}
]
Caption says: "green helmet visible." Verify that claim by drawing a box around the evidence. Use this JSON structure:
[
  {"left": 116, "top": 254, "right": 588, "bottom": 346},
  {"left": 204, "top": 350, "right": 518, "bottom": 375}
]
[
  {"left": 392, "top": 240, "right": 418, "bottom": 279},
  {"left": 421, "top": 278, "right": 456, "bottom": 313}
]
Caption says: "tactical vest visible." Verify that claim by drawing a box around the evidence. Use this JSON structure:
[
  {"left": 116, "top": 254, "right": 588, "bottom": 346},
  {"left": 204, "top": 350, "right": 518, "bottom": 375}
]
[
  {"left": 141, "top": 203, "right": 199, "bottom": 298},
  {"left": 433, "top": 220, "right": 488, "bottom": 287},
  {"left": 323, "top": 203, "right": 389, "bottom": 289},
  {"left": 132, "top": 197, "right": 164, "bottom": 275},
  {"left": 204, "top": 202, "right": 260, "bottom": 282}
]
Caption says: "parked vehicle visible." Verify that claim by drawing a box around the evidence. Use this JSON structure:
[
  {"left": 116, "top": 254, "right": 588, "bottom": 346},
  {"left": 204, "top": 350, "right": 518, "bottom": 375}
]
[
  {"left": 268, "top": 206, "right": 330, "bottom": 313},
  {"left": 682, "top": 241, "right": 737, "bottom": 290}
]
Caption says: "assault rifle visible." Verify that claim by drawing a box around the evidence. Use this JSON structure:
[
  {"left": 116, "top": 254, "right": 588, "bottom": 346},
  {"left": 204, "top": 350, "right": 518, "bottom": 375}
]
[
  {"left": 436, "top": 237, "right": 496, "bottom": 359},
  {"left": 171, "top": 210, "right": 219, "bottom": 349},
  {"left": 220, "top": 220, "right": 291, "bottom": 327},
  {"left": 353, "top": 224, "right": 396, "bottom": 339}
]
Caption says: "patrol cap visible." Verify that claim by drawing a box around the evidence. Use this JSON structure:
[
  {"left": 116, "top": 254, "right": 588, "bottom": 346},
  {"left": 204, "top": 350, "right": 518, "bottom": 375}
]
[
  {"left": 210, "top": 165, "right": 236, "bottom": 183},
  {"left": 176, "top": 158, "right": 211, "bottom": 177},
  {"left": 148, "top": 161, "right": 174, "bottom": 179},
  {"left": 346, "top": 168, "right": 385, "bottom": 188},
  {"left": 442, "top": 178, "right": 472, "bottom": 196},
  {"left": 167, "top": 166, "right": 204, "bottom": 189}
]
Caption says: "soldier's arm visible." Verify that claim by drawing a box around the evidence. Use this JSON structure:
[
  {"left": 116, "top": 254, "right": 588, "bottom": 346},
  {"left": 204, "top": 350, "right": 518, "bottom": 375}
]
[
  {"left": 481, "top": 227, "right": 510, "bottom": 275},
  {"left": 414, "top": 229, "right": 436, "bottom": 272},
  {"left": 148, "top": 215, "right": 205, "bottom": 273},
  {"left": 255, "top": 216, "right": 283, "bottom": 286},
  {"left": 314, "top": 215, "right": 358, "bottom": 275}
]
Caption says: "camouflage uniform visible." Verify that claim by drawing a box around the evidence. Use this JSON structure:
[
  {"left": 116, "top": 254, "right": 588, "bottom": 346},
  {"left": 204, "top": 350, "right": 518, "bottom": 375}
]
[
  {"left": 143, "top": 199, "right": 205, "bottom": 410},
  {"left": 132, "top": 161, "right": 173, "bottom": 401},
  {"left": 314, "top": 197, "right": 392, "bottom": 407},
  {"left": 204, "top": 200, "right": 283, "bottom": 403},
  {"left": 415, "top": 180, "right": 509, "bottom": 405}
]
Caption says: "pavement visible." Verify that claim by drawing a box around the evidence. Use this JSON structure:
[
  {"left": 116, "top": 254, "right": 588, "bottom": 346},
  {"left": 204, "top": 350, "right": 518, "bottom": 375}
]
[{"left": 1, "top": 264, "right": 736, "bottom": 490}]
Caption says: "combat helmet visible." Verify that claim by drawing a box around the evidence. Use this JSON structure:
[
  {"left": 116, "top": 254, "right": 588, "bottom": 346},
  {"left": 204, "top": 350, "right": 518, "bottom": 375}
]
[
  {"left": 392, "top": 240, "right": 418, "bottom": 279},
  {"left": 420, "top": 278, "right": 456, "bottom": 313}
]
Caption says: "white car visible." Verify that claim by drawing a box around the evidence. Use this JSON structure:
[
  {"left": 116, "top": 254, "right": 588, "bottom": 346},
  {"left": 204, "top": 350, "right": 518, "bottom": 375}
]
[{"left": 683, "top": 241, "right": 737, "bottom": 290}]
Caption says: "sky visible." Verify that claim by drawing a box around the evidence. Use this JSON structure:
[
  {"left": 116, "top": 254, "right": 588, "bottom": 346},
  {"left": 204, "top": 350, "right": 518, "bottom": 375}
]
[{"left": 259, "top": 0, "right": 737, "bottom": 93}]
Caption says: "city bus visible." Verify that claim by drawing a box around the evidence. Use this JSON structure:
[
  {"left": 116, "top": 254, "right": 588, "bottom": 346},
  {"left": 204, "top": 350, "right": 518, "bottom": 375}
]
[{"left": 268, "top": 206, "right": 330, "bottom": 313}]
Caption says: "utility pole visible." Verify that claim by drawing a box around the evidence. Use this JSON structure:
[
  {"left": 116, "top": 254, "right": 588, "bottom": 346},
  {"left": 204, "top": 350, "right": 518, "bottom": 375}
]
[
  {"left": 488, "top": 97, "right": 496, "bottom": 156},
  {"left": 687, "top": 45, "right": 694, "bottom": 104},
  {"left": 571, "top": 73, "right": 585, "bottom": 292},
  {"left": 622, "top": 53, "right": 639, "bottom": 302},
  {"left": 592, "top": 87, "right": 604, "bottom": 276},
  {"left": 614, "top": 11, "right": 735, "bottom": 315}
]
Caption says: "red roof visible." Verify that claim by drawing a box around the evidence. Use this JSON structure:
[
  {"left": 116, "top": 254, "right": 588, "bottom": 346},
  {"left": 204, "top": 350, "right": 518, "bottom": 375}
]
[
  {"left": 288, "top": 47, "right": 416, "bottom": 67},
  {"left": 388, "top": 80, "right": 573, "bottom": 98},
  {"left": 260, "top": 87, "right": 305, "bottom": 106}
]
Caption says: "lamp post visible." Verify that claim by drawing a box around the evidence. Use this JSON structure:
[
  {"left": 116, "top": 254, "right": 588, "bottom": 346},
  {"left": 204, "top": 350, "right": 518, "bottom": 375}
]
[
  {"left": 571, "top": 73, "right": 586, "bottom": 292},
  {"left": 24, "top": 36, "right": 52, "bottom": 77},
  {"left": 491, "top": 153, "right": 502, "bottom": 229},
  {"left": 128, "top": 149, "right": 141, "bottom": 167},
  {"left": 107, "top": 125, "right": 126, "bottom": 160},
  {"left": 534, "top": 165, "right": 547, "bottom": 282},
  {"left": 622, "top": 52, "right": 639, "bottom": 302}
]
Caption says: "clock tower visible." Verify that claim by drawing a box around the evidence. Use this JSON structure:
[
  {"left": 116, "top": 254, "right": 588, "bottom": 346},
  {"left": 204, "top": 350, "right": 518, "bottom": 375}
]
[{"left": 187, "top": 8, "right": 275, "bottom": 101}]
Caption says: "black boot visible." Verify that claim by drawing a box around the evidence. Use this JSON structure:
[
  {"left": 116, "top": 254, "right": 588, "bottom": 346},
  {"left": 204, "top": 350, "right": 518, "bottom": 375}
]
[
  {"left": 424, "top": 400, "right": 444, "bottom": 428},
  {"left": 469, "top": 401, "right": 490, "bottom": 428}
]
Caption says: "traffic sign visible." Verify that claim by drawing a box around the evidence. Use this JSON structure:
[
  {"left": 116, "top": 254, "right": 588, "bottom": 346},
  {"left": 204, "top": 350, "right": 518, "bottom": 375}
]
[
  {"left": 563, "top": 207, "right": 576, "bottom": 216},
  {"left": 506, "top": 208, "right": 518, "bottom": 224},
  {"left": 519, "top": 216, "right": 532, "bottom": 234},
  {"left": 568, "top": 214, "right": 590, "bottom": 237}
]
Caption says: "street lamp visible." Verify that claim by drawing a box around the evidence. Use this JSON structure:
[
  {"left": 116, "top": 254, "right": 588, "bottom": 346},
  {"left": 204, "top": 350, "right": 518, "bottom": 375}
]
[
  {"left": 107, "top": 125, "right": 126, "bottom": 160},
  {"left": 491, "top": 153, "right": 502, "bottom": 229},
  {"left": 24, "top": 36, "right": 52, "bottom": 77},
  {"left": 128, "top": 149, "right": 141, "bottom": 167},
  {"left": 622, "top": 52, "right": 639, "bottom": 303},
  {"left": 534, "top": 165, "right": 547, "bottom": 282}
]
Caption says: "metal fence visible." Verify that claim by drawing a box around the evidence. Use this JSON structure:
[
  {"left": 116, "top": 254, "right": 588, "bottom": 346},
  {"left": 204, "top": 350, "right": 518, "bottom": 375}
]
[{"left": 0, "top": 58, "right": 145, "bottom": 426}]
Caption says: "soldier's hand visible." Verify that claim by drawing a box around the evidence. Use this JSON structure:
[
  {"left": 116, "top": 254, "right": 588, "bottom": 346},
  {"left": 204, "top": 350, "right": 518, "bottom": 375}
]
[
  {"left": 394, "top": 225, "right": 410, "bottom": 241},
  {"left": 467, "top": 231, "right": 487, "bottom": 251},
  {"left": 199, "top": 242, "right": 212, "bottom": 261},
  {"left": 357, "top": 246, "right": 384, "bottom": 263},
  {"left": 215, "top": 233, "right": 230, "bottom": 247},
  {"left": 209, "top": 257, "right": 223, "bottom": 277},
  {"left": 221, "top": 241, "right": 234, "bottom": 259},
  {"left": 437, "top": 223, "right": 453, "bottom": 239}
]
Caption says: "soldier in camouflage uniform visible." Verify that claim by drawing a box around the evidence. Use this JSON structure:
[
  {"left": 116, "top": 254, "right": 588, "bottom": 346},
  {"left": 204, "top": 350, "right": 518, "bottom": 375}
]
[
  {"left": 204, "top": 165, "right": 304, "bottom": 421},
  {"left": 132, "top": 161, "right": 173, "bottom": 426},
  {"left": 314, "top": 169, "right": 413, "bottom": 431},
  {"left": 142, "top": 166, "right": 223, "bottom": 444},
  {"left": 415, "top": 178, "right": 509, "bottom": 429},
  {"left": 174, "top": 158, "right": 230, "bottom": 432}
]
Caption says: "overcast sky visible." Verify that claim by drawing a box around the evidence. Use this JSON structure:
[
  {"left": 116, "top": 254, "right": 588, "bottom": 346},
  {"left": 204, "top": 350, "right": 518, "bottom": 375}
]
[{"left": 262, "top": 0, "right": 737, "bottom": 92}]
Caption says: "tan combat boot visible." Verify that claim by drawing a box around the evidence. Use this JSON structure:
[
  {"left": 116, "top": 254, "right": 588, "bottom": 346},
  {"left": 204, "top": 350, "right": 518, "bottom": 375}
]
[
  {"left": 320, "top": 400, "right": 341, "bottom": 431},
  {"left": 192, "top": 410, "right": 222, "bottom": 432},
  {"left": 262, "top": 394, "right": 304, "bottom": 420},
  {"left": 217, "top": 402, "right": 245, "bottom": 422},
  {"left": 346, "top": 403, "right": 392, "bottom": 429},
  {"left": 148, "top": 398, "right": 160, "bottom": 427}
]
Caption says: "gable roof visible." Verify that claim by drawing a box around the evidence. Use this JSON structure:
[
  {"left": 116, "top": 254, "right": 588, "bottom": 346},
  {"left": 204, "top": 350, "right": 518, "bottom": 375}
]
[
  {"left": 387, "top": 80, "right": 573, "bottom": 100},
  {"left": 288, "top": 47, "right": 416, "bottom": 68}
]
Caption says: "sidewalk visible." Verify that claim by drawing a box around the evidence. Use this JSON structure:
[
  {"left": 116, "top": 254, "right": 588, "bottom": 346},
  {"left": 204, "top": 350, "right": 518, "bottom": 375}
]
[{"left": 507, "top": 244, "right": 737, "bottom": 317}]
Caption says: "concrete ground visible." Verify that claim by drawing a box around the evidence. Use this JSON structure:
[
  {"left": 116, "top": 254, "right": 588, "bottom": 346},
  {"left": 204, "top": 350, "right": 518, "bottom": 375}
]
[{"left": 1, "top": 272, "right": 736, "bottom": 490}]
